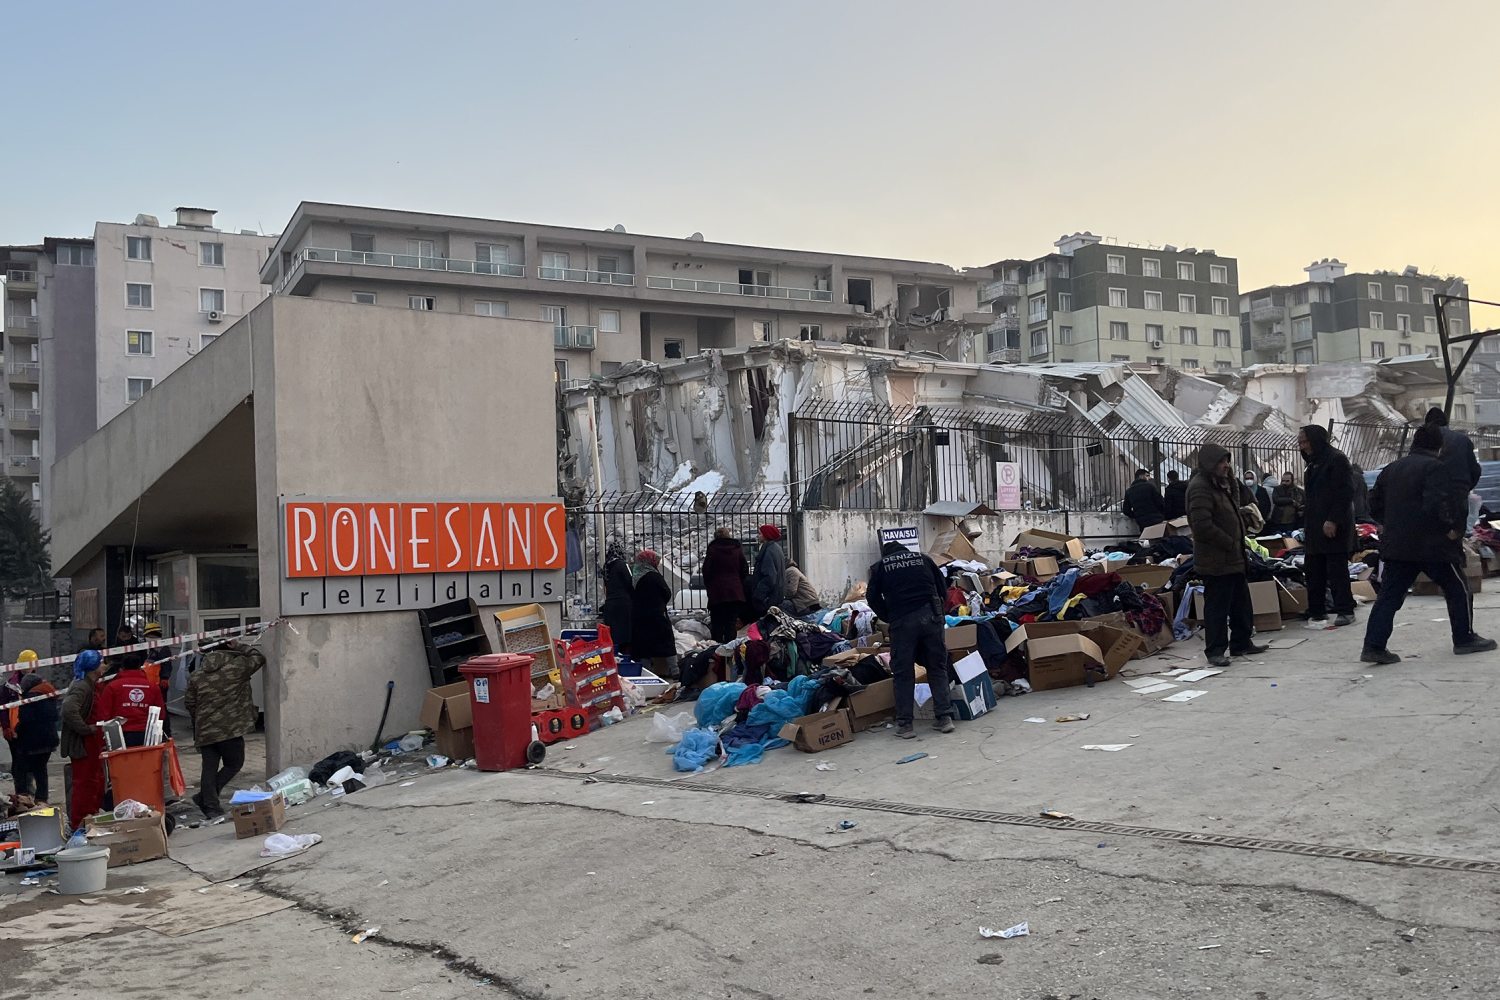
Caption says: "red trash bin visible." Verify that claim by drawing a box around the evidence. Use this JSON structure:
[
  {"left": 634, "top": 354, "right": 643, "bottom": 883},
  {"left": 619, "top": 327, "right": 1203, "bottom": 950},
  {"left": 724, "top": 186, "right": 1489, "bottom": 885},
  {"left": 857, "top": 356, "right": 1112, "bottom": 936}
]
[{"left": 458, "top": 653, "right": 535, "bottom": 772}]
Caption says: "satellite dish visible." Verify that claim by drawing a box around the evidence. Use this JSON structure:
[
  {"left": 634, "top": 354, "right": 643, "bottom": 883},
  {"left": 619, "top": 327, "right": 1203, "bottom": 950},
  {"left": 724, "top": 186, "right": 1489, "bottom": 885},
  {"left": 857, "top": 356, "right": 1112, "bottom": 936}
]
[
  {"left": 688, "top": 232, "right": 704, "bottom": 241},
  {"left": 611, "top": 224, "right": 626, "bottom": 233}
]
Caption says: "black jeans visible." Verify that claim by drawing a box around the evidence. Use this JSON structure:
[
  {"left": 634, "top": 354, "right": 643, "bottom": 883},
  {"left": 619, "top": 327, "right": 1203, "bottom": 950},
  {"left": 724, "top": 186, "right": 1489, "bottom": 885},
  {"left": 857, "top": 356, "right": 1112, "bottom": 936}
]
[
  {"left": 1364, "top": 559, "right": 1473, "bottom": 652},
  {"left": 707, "top": 602, "right": 743, "bottom": 644},
  {"left": 889, "top": 608, "right": 954, "bottom": 726},
  {"left": 15, "top": 751, "right": 51, "bottom": 801},
  {"left": 1304, "top": 551, "right": 1355, "bottom": 618},
  {"left": 197, "top": 736, "right": 246, "bottom": 815},
  {"left": 1201, "top": 572, "right": 1254, "bottom": 658}
]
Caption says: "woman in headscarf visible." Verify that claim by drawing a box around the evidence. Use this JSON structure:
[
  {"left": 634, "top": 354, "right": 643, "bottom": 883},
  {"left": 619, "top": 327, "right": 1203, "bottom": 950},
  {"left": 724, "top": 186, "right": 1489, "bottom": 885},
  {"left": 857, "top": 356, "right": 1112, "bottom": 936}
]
[
  {"left": 60, "top": 649, "right": 108, "bottom": 829},
  {"left": 599, "top": 541, "right": 635, "bottom": 653},
  {"left": 629, "top": 550, "right": 677, "bottom": 677},
  {"left": 750, "top": 524, "right": 787, "bottom": 620}
]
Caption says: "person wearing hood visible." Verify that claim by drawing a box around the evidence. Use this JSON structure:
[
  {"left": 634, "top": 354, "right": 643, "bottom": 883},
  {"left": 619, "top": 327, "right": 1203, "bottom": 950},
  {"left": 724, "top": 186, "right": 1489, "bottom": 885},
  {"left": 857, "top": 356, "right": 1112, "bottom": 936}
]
[
  {"left": 628, "top": 550, "right": 677, "bottom": 676},
  {"left": 1186, "top": 443, "right": 1268, "bottom": 667},
  {"left": 185, "top": 640, "right": 266, "bottom": 818},
  {"left": 14, "top": 671, "right": 60, "bottom": 803},
  {"left": 1425, "top": 406, "right": 1482, "bottom": 528},
  {"left": 1298, "top": 425, "right": 1357, "bottom": 628},
  {"left": 868, "top": 540, "right": 955, "bottom": 738},
  {"left": 783, "top": 561, "right": 822, "bottom": 617},
  {"left": 700, "top": 527, "right": 750, "bottom": 643},
  {"left": 1162, "top": 470, "right": 1188, "bottom": 520},
  {"left": 1361, "top": 424, "right": 1496, "bottom": 663},
  {"left": 749, "top": 524, "right": 787, "bottom": 619},
  {"left": 1123, "top": 469, "right": 1166, "bottom": 531},
  {"left": 599, "top": 542, "right": 635, "bottom": 653},
  {"left": 61, "top": 649, "right": 108, "bottom": 829}
]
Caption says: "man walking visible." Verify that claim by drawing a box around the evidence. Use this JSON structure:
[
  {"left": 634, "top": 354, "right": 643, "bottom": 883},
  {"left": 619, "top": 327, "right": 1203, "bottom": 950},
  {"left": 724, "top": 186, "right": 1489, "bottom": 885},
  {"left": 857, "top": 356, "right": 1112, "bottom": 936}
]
[
  {"left": 185, "top": 640, "right": 266, "bottom": 819},
  {"left": 1298, "top": 425, "right": 1357, "bottom": 628},
  {"left": 1162, "top": 470, "right": 1188, "bottom": 520},
  {"left": 1360, "top": 424, "right": 1496, "bottom": 664},
  {"left": 1186, "top": 444, "right": 1268, "bottom": 667},
  {"left": 868, "top": 541, "right": 955, "bottom": 738},
  {"left": 1123, "top": 468, "right": 1166, "bottom": 532}
]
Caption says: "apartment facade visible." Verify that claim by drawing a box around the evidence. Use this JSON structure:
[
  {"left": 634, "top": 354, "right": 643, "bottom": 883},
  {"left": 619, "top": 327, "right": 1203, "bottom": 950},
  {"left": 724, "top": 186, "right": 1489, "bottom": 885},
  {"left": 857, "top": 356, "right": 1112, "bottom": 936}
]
[
  {"left": 93, "top": 208, "right": 274, "bottom": 428},
  {"left": 980, "top": 233, "right": 1241, "bottom": 372},
  {"left": 2, "top": 244, "right": 44, "bottom": 500},
  {"left": 259, "top": 203, "right": 991, "bottom": 379}
]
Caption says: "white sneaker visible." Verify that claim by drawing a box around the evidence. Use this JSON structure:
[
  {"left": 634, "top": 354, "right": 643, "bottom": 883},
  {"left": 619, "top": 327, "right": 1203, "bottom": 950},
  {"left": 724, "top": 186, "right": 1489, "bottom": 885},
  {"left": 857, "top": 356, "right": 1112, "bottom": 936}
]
[{"left": 1304, "top": 618, "right": 1330, "bottom": 631}]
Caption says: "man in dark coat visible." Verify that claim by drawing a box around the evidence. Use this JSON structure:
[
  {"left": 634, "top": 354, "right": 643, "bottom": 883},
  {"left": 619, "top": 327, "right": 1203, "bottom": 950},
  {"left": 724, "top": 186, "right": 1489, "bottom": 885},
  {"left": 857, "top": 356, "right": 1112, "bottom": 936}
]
[
  {"left": 628, "top": 550, "right": 677, "bottom": 676},
  {"left": 1162, "top": 470, "right": 1188, "bottom": 520},
  {"left": 868, "top": 541, "right": 954, "bottom": 738},
  {"left": 1269, "top": 472, "right": 1304, "bottom": 529},
  {"left": 1298, "top": 425, "right": 1356, "bottom": 628},
  {"left": 1426, "top": 406, "right": 1482, "bottom": 530},
  {"left": 1123, "top": 469, "right": 1166, "bottom": 531},
  {"left": 14, "top": 672, "right": 59, "bottom": 802},
  {"left": 1361, "top": 424, "right": 1495, "bottom": 664},
  {"left": 749, "top": 525, "right": 787, "bottom": 619},
  {"left": 1186, "top": 444, "right": 1267, "bottom": 666},
  {"left": 599, "top": 543, "right": 634, "bottom": 652},
  {"left": 1243, "top": 473, "right": 1272, "bottom": 521},
  {"left": 701, "top": 528, "right": 750, "bottom": 643}
]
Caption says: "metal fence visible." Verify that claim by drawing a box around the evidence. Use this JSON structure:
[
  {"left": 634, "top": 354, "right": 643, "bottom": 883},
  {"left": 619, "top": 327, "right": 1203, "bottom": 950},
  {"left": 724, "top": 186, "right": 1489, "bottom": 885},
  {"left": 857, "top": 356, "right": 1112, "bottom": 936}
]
[{"left": 563, "top": 489, "right": 793, "bottom": 626}]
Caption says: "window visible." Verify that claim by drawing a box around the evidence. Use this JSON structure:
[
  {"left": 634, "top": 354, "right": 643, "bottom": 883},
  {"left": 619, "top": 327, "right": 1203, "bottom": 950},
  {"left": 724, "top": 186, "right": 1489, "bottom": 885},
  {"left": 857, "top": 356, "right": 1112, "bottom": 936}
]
[
  {"left": 1213, "top": 328, "right": 1232, "bottom": 347},
  {"left": 1058, "top": 326, "right": 1073, "bottom": 344},
  {"left": 1398, "top": 343, "right": 1413, "bottom": 356},
  {"left": 1180, "top": 326, "right": 1199, "bottom": 345},
  {"left": 599, "top": 309, "right": 620, "bottom": 333},
  {"left": 663, "top": 339, "right": 685, "bottom": 360},
  {"left": 126, "top": 330, "right": 153, "bottom": 356},
  {"left": 554, "top": 360, "right": 567, "bottom": 383},
  {"left": 1210, "top": 264, "right": 1228, "bottom": 284},
  {"left": 31, "top": 483, "right": 40, "bottom": 503},
  {"left": 596, "top": 255, "right": 619, "bottom": 274},
  {"left": 1109, "top": 321, "right": 1129, "bottom": 340},
  {"left": 1422, "top": 288, "right": 1435, "bottom": 305},
  {"left": 1396, "top": 314, "right": 1410, "bottom": 333},
  {"left": 199, "top": 288, "right": 225, "bottom": 313},
  {"left": 1145, "top": 323, "right": 1164, "bottom": 344},
  {"left": 1211, "top": 296, "right": 1230, "bottom": 315},
  {"left": 1142, "top": 258, "right": 1161, "bottom": 278},
  {"left": 1394, "top": 285, "right": 1409, "bottom": 303},
  {"left": 407, "top": 239, "right": 436, "bottom": 261},
  {"left": 126, "top": 377, "right": 153, "bottom": 402},
  {"left": 1292, "top": 316, "right": 1313, "bottom": 341},
  {"left": 798, "top": 324, "right": 822, "bottom": 341},
  {"left": 200, "top": 242, "right": 224, "bottom": 267},
  {"left": 126, "top": 236, "right": 151, "bottom": 260},
  {"left": 474, "top": 300, "right": 508, "bottom": 317},
  {"left": 1293, "top": 287, "right": 1309, "bottom": 306},
  {"left": 541, "top": 304, "right": 565, "bottom": 331},
  {"left": 1178, "top": 294, "right": 1196, "bottom": 313},
  {"left": 1177, "top": 261, "right": 1195, "bottom": 281},
  {"left": 126, "top": 282, "right": 152, "bottom": 308},
  {"left": 1144, "top": 290, "right": 1162, "bottom": 311},
  {"left": 1107, "top": 254, "right": 1126, "bottom": 274},
  {"left": 352, "top": 291, "right": 377, "bottom": 305},
  {"left": 752, "top": 320, "right": 774, "bottom": 341},
  {"left": 1028, "top": 295, "right": 1047, "bottom": 322},
  {"left": 200, "top": 333, "right": 219, "bottom": 349},
  {"left": 1030, "top": 329, "right": 1048, "bottom": 356},
  {"left": 1216, "top": 360, "right": 1234, "bottom": 371},
  {"left": 846, "top": 278, "right": 873, "bottom": 311},
  {"left": 1452, "top": 319, "right": 1465, "bottom": 337},
  {"left": 1294, "top": 347, "right": 1314, "bottom": 364},
  {"left": 475, "top": 243, "right": 510, "bottom": 271},
  {"left": 57, "top": 244, "right": 93, "bottom": 266},
  {"left": 1108, "top": 287, "right": 1127, "bottom": 308},
  {"left": 1057, "top": 292, "right": 1072, "bottom": 312},
  {"left": 350, "top": 233, "right": 375, "bottom": 253},
  {"left": 1370, "top": 341, "right": 1386, "bottom": 358},
  {"left": 1369, "top": 311, "right": 1384, "bottom": 330},
  {"left": 1110, "top": 354, "right": 1130, "bottom": 362},
  {"left": 1456, "top": 404, "right": 1469, "bottom": 421},
  {"left": 1055, "top": 261, "right": 1069, "bottom": 278},
  {"left": 1146, "top": 355, "right": 1165, "bottom": 365},
  {"left": 1368, "top": 282, "right": 1383, "bottom": 300},
  {"left": 1483, "top": 338, "right": 1500, "bottom": 354},
  {"left": 1424, "top": 316, "right": 1436, "bottom": 334},
  {"left": 541, "top": 251, "right": 571, "bottom": 279},
  {"left": 1182, "top": 358, "right": 1200, "bottom": 369},
  {"left": 409, "top": 295, "right": 435, "bottom": 311}
]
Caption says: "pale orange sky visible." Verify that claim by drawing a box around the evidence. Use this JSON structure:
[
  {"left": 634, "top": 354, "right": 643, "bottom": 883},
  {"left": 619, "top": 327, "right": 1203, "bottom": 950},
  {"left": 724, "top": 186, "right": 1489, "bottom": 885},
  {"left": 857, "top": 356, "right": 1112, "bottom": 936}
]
[{"left": 7, "top": 1, "right": 1499, "bottom": 309}]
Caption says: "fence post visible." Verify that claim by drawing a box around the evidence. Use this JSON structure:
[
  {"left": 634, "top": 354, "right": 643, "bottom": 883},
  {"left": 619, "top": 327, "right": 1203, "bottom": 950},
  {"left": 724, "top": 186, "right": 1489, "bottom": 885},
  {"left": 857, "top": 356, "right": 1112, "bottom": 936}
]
[
  {"left": 787, "top": 412, "right": 802, "bottom": 565},
  {"left": 1151, "top": 437, "right": 1163, "bottom": 480}
]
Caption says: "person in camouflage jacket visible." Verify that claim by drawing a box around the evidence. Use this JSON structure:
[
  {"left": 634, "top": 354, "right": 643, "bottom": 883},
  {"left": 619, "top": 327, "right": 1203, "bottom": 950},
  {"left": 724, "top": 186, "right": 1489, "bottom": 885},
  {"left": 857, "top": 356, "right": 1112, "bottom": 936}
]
[{"left": 184, "top": 641, "right": 266, "bottom": 818}]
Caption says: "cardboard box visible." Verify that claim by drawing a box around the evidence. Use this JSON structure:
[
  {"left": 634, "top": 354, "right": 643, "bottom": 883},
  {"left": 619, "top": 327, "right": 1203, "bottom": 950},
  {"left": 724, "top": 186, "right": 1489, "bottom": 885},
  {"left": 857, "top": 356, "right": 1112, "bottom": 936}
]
[
  {"left": 944, "top": 623, "right": 978, "bottom": 651},
  {"left": 231, "top": 793, "right": 287, "bottom": 840},
  {"left": 421, "top": 682, "right": 475, "bottom": 761},
  {"left": 926, "top": 528, "right": 983, "bottom": 567},
  {"left": 1352, "top": 580, "right": 1378, "bottom": 603},
  {"left": 1192, "top": 581, "right": 1283, "bottom": 631},
  {"left": 778, "top": 709, "right": 856, "bottom": 752},
  {"left": 951, "top": 651, "right": 997, "bottom": 720},
  {"left": 1276, "top": 580, "right": 1309, "bottom": 618},
  {"left": 843, "top": 678, "right": 895, "bottom": 731},
  {"left": 1004, "top": 621, "right": 1107, "bottom": 692},
  {"left": 1140, "top": 517, "right": 1190, "bottom": 542},
  {"left": 86, "top": 813, "right": 168, "bottom": 867},
  {"left": 1079, "top": 620, "right": 1147, "bottom": 672},
  {"left": 1116, "top": 564, "right": 1174, "bottom": 590},
  {"left": 997, "top": 556, "right": 1060, "bottom": 581},
  {"left": 1256, "top": 534, "right": 1302, "bottom": 556},
  {"left": 1010, "top": 529, "right": 1086, "bottom": 562}
]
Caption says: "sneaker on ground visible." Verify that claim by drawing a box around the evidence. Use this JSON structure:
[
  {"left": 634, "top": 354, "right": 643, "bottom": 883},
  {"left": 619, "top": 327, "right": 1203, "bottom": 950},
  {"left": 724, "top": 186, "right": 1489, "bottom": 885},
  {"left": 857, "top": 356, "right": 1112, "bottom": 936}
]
[
  {"left": 895, "top": 724, "right": 917, "bottom": 740},
  {"left": 934, "top": 718, "right": 956, "bottom": 734},
  {"left": 1304, "top": 618, "right": 1330, "bottom": 631},
  {"left": 1333, "top": 614, "right": 1356, "bottom": 627},
  {"left": 1454, "top": 635, "right": 1499, "bottom": 655},
  {"left": 1360, "top": 647, "right": 1401, "bottom": 665}
]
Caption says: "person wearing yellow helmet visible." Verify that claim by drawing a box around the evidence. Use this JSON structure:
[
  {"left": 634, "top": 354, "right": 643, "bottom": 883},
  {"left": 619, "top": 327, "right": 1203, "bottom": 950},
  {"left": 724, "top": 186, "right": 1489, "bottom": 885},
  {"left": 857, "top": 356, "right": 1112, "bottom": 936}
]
[{"left": 4, "top": 649, "right": 41, "bottom": 798}]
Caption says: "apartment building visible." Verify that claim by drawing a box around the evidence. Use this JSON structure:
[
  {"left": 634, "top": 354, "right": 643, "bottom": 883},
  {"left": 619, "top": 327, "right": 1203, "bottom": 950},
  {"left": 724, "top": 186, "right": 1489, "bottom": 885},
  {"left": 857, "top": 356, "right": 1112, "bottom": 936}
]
[
  {"left": 259, "top": 203, "right": 991, "bottom": 379},
  {"left": 94, "top": 208, "right": 274, "bottom": 428},
  {"left": 2, "top": 244, "right": 44, "bottom": 501},
  {"left": 980, "top": 233, "right": 1241, "bottom": 372}
]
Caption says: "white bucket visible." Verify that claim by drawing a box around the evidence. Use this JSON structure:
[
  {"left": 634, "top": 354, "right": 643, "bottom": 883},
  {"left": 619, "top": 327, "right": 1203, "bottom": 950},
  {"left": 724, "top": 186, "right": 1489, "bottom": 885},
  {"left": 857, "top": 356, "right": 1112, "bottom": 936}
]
[{"left": 55, "top": 845, "right": 110, "bottom": 894}]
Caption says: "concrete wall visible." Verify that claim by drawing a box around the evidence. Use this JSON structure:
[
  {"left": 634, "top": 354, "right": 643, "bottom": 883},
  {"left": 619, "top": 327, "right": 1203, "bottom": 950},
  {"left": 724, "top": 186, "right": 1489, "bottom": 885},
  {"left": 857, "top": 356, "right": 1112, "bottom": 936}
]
[
  {"left": 253, "top": 297, "right": 559, "bottom": 771},
  {"left": 39, "top": 249, "right": 98, "bottom": 525}
]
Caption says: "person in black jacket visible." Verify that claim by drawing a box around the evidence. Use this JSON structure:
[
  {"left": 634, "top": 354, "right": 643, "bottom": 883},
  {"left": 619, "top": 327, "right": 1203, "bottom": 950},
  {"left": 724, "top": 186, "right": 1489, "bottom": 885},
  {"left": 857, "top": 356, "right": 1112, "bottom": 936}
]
[
  {"left": 1298, "top": 425, "right": 1356, "bottom": 628},
  {"left": 629, "top": 549, "right": 677, "bottom": 676},
  {"left": 12, "top": 671, "right": 60, "bottom": 802},
  {"left": 1350, "top": 464, "right": 1372, "bottom": 521},
  {"left": 1123, "top": 469, "right": 1166, "bottom": 531},
  {"left": 1361, "top": 424, "right": 1496, "bottom": 664},
  {"left": 1243, "top": 472, "right": 1272, "bottom": 521},
  {"left": 1162, "top": 470, "right": 1188, "bottom": 520},
  {"left": 599, "top": 542, "right": 634, "bottom": 653},
  {"left": 701, "top": 528, "right": 750, "bottom": 643},
  {"left": 868, "top": 541, "right": 954, "bottom": 738},
  {"left": 1426, "top": 407, "right": 1482, "bottom": 529}
]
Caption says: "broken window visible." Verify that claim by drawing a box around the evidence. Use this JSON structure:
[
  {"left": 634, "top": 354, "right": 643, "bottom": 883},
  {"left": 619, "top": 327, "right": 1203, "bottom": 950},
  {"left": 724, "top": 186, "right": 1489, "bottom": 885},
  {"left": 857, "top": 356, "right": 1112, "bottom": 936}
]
[
  {"left": 664, "top": 339, "right": 684, "bottom": 359},
  {"left": 799, "top": 324, "right": 821, "bottom": 341},
  {"left": 847, "top": 277, "right": 873, "bottom": 313},
  {"left": 746, "top": 368, "right": 771, "bottom": 441}
]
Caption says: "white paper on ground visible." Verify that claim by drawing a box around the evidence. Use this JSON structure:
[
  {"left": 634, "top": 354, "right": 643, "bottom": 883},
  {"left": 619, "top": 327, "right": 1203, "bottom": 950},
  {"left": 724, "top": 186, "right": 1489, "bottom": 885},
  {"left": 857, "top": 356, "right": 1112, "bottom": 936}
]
[
  {"left": 1162, "top": 690, "right": 1207, "bottom": 703},
  {"left": 1131, "top": 682, "right": 1178, "bottom": 694},
  {"left": 1023, "top": 717, "right": 1047, "bottom": 724},
  {"left": 1161, "top": 668, "right": 1194, "bottom": 677},
  {"left": 1080, "top": 744, "right": 1134, "bottom": 751},
  {"left": 1177, "top": 668, "right": 1224, "bottom": 682},
  {"left": 1124, "top": 676, "right": 1171, "bottom": 689},
  {"left": 979, "top": 922, "right": 1030, "bottom": 939}
]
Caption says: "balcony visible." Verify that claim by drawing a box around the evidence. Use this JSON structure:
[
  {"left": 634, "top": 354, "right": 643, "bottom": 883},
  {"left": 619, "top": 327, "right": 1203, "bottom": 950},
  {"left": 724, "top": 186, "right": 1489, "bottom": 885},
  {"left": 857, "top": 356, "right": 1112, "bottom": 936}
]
[
  {"left": 4, "top": 269, "right": 37, "bottom": 289},
  {"left": 284, "top": 248, "right": 527, "bottom": 291},
  {"left": 7, "top": 455, "right": 39, "bottom": 477},
  {"left": 985, "top": 314, "right": 1020, "bottom": 336},
  {"left": 1250, "top": 328, "right": 1286, "bottom": 352},
  {"left": 5, "top": 315, "right": 38, "bottom": 335},
  {"left": 553, "top": 325, "right": 597, "bottom": 350},
  {"left": 646, "top": 275, "right": 833, "bottom": 302},
  {"left": 8, "top": 407, "right": 40, "bottom": 430},
  {"left": 987, "top": 348, "right": 1021, "bottom": 363},
  {"left": 538, "top": 266, "right": 635, "bottom": 287},
  {"left": 7, "top": 362, "right": 39, "bottom": 383},
  {"left": 1248, "top": 298, "right": 1281, "bottom": 322},
  {"left": 978, "top": 280, "right": 1021, "bottom": 305}
]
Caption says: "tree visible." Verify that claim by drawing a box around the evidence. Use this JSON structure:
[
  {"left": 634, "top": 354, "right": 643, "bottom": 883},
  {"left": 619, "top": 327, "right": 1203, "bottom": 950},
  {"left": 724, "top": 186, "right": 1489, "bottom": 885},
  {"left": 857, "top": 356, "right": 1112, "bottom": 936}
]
[{"left": 0, "top": 479, "right": 50, "bottom": 599}]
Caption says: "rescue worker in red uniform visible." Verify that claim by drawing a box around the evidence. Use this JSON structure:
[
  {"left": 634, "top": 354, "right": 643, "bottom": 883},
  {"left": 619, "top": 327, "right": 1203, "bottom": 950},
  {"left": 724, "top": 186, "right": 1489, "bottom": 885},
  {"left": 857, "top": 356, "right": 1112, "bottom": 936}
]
[
  {"left": 61, "top": 649, "right": 108, "bottom": 830},
  {"left": 94, "top": 652, "right": 165, "bottom": 747}
]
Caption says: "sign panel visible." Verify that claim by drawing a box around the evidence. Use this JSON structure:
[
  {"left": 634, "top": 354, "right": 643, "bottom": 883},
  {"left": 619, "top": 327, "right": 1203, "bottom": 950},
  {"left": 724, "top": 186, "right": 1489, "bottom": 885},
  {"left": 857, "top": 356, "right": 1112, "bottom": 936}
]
[
  {"left": 280, "top": 498, "right": 565, "bottom": 616},
  {"left": 878, "top": 526, "right": 921, "bottom": 554},
  {"left": 996, "top": 462, "right": 1022, "bottom": 510}
]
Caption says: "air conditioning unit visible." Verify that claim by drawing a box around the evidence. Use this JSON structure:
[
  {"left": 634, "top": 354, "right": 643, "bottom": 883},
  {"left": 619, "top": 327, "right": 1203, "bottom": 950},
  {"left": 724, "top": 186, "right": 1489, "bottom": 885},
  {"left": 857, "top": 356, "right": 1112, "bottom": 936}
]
[
  {"left": 1149, "top": 338, "right": 1163, "bottom": 349},
  {"left": 207, "top": 310, "right": 223, "bottom": 323}
]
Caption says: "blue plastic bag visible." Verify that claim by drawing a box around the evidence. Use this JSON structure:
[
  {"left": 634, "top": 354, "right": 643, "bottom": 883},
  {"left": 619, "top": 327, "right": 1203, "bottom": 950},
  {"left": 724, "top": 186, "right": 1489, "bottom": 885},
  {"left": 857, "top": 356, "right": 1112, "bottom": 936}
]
[
  {"left": 695, "top": 681, "right": 747, "bottom": 729},
  {"left": 669, "top": 728, "right": 722, "bottom": 773}
]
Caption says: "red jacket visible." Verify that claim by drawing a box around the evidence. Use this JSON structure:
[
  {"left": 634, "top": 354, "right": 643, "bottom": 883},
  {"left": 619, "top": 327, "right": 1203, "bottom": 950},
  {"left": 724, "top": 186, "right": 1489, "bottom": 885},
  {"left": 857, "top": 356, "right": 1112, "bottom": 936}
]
[{"left": 95, "top": 668, "right": 165, "bottom": 733}]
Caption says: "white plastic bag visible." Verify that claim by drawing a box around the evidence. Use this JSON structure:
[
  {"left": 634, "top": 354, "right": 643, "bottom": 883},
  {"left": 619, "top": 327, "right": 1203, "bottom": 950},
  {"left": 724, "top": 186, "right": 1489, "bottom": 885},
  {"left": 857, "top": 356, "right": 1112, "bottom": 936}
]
[
  {"left": 647, "top": 711, "right": 695, "bottom": 744},
  {"left": 113, "top": 799, "right": 153, "bottom": 820},
  {"left": 260, "top": 832, "right": 322, "bottom": 857}
]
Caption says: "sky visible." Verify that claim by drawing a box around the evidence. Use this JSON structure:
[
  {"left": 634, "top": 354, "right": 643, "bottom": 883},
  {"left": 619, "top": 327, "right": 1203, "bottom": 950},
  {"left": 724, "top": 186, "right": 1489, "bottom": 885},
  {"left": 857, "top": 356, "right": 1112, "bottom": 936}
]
[{"left": 7, "top": 0, "right": 1500, "bottom": 299}]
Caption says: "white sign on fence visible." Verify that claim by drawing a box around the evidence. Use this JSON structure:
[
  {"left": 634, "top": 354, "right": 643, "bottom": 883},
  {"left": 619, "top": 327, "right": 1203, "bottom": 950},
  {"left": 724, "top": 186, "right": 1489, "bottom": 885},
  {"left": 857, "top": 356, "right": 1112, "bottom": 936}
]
[
  {"left": 996, "top": 461, "right": 1022, "bottom": 510},
  {"left": 878, "top": 526, "right": 921, "bottom": 553}
]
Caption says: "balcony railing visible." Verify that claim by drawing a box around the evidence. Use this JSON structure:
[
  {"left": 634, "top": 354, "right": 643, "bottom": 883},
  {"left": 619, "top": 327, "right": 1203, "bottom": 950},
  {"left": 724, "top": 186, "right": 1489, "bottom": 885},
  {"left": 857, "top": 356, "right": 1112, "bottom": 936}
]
[
  {"left": 978, "top": 280, "right": 1021, "bottom": 305},
  {"left": 1249, "top": 299, "right": 1281, "bottom": 322},
  {"left": 4, "top": 269, "right": 37, "bottom": 285},
  {"left": 8, "top": 456, "right": 39, "bottom": 476},
  {"left": 295, "top": 247, "right": 527, "bottom": 280},
  {"left": 988, "top": 348, "right": 1021, "bottom": 363},
  {"left": 8, "top": 408, "right": 40, "bottom": 429},
  {"left": 985, "top": 314, "right": 1020, "bottom": 336},
  {"left": 7, "top": 362, "right": 40, "bottom": 380},
  {"left": 5, "top": 315, "right": 39, "bottom": 332},
  {"left": 538, "top": 266, "right": 635, "bottom": 286},
  {"left": 646, "top": 275, "right": 833, "bottom": 302},
  {"left": 553, "top": 325, "right": 597, "bottom": 350}
]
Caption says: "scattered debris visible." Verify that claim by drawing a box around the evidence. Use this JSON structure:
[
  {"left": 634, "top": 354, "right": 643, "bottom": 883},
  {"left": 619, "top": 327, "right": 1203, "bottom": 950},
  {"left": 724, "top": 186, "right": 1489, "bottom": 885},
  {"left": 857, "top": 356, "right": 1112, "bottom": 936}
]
[
  {"left": 1400, "top": 927, "right": 1418, "bottom": 942},
  {"left": 836, "top": 820, "right": 858, "bottom": 831},
  {"left": 1040, "top": 810, "right": 1075, "bottom": 820},
  {"left": 1080, "top": 744, "right": 1133, "bottom": 752},
  {"left": 1162, "top": 690, "right": 1207, "bottom": 703},
  {"left": 979, "top": 922, "right": 1030, "bottom": 939},
  {"left": 783, "top": 792, "right": 826, "bottom": 804},
  {"left": 976, "top": 953, "right": 1005, "bottom": 965},
  {"left": 425, "top": 755, "right": 449, "bottom": 769},
  {"left": 750, "top": 849, "right": 777, "bottom": 859},
  {"left": 1198, "top": 944, "right": 1222, "bottom": 951},
  {"left": 351, "top": 926, "right": 380, "bottom": 944},
  {"left": 1055, "top": 713, "right": 1090, "bottom": 723},
  {"left": 895, "top": 753, "right": 929, "bottom": 765},
  {"left": 1177, "top": 668, "right": 1224, "bottom": 683},
  {"left": 1022, "top": 717, "right": 1047, "bottom": 724},
  {"left": 814, "top": 761, "right": 838, "bottom": 772},
  {"left": 1039, "top": 897, "right": 1064, "bottom": 904}
]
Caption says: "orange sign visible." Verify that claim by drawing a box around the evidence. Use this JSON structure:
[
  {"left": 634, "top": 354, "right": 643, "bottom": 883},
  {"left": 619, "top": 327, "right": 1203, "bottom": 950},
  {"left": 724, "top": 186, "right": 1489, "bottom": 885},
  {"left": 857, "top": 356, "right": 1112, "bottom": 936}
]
[{"left": 284, "top": 500, "right": 566, "bottom": 578}]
